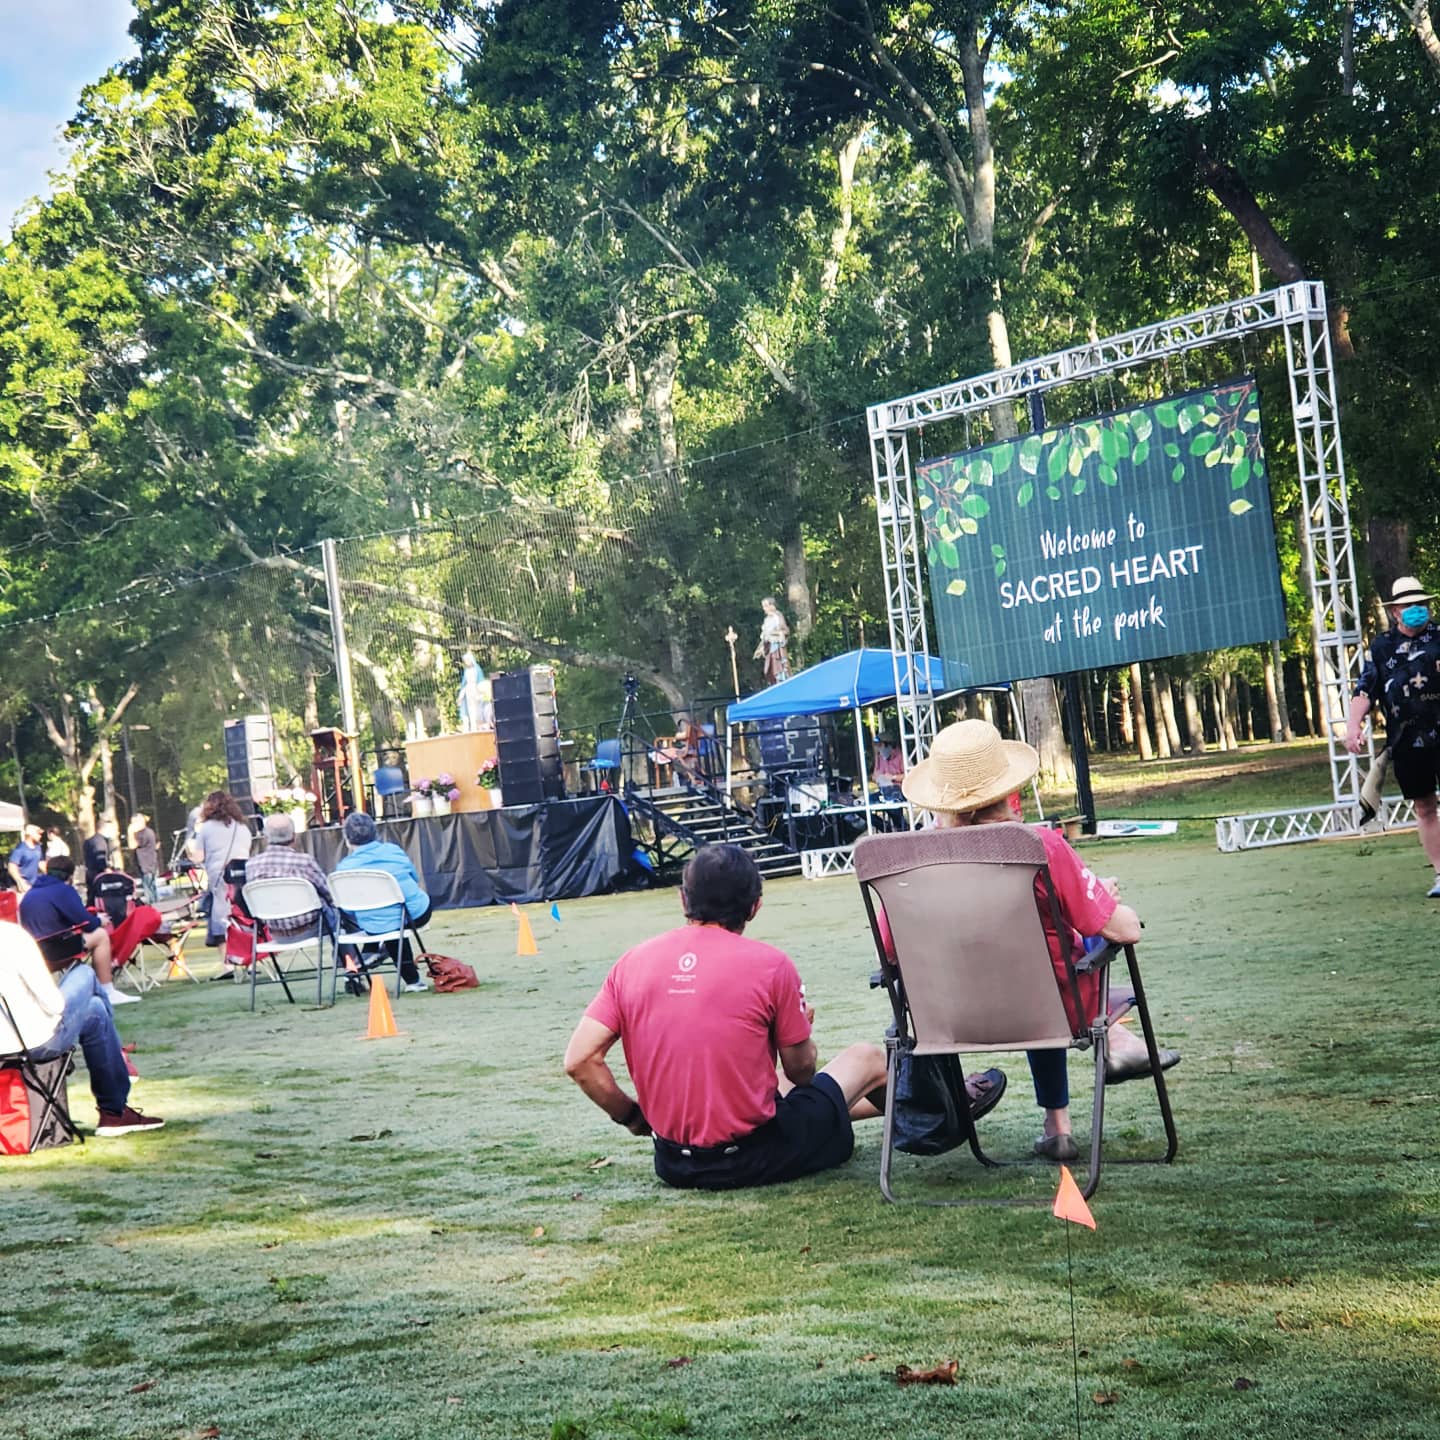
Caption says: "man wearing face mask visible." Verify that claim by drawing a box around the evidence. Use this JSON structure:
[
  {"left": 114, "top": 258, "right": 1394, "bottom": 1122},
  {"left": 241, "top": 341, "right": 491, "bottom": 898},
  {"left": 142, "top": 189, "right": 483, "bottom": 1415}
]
[{"left": 1347, "top": 576, "right": 1440, "bottom": 896}]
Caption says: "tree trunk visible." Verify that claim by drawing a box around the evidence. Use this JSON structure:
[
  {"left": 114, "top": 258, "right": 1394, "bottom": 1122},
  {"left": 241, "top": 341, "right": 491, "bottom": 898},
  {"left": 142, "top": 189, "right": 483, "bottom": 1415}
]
[
  {"left": 303, "top": 669, "right": 320, "bottom": 733},
  {"left": 1269, "top": 641, "right": 1294, "bottom": 741},
  {"left": 1146, "top": 667, "right": 1172, "bottom": 758},
  {"left": 1129, "top": 663, "right": 1154, "bottom": 760},
  {"left": 1117, "top": 670, "right": 1134, "bottom": 747},
  {"left": 1365, "top": 515, "right": 1411, "bottom": 602},
  {"left": 1158, "top": 676, "right": 1183, "bottom": 754},
  {"left": 820, "top": 126, "right": 865, "bottom": 298},
  {"left": 1208, "top": 682, "right": 1228, "bottom": 752},
  {"left": 1222, "top": 673, "right": 1241, "bottom": 748},
  {"left": 8, "top": 719, "right": 28, "bottom": 823},
  {"left": 1401, "top": 1, "right": 1440, "bottom": 86},
  {"left": 1182, "top": 677, "right": 1207, "bottom": 753},
  {"left": 1298, "top": 659, "right": 1317, "bottom": 736},
  {"left": 99, "top": 729, "right": 118, "bottom": 838},
  {"left": 1098, "top": 677, "right": 1112, "bottom": 750},
  {"left": 1263, "top": 650, "right": 1285, "bottom": 742}
]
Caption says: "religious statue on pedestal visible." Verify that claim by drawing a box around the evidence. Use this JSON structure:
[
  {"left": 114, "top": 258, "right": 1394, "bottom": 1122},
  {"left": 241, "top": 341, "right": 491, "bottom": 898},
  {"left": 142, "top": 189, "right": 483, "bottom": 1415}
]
[
  {"left": 752, "top": 596, "right": 791, "bottom": 687},
  {"left": 458, "top": 650, "right": 495, "bottom": 732}
]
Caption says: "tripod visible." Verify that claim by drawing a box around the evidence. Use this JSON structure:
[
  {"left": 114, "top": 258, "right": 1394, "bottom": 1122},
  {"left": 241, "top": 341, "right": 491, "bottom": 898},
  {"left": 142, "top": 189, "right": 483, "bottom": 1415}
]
[{"left": 615, "top": 674, "right": 657, "bottom": 792}]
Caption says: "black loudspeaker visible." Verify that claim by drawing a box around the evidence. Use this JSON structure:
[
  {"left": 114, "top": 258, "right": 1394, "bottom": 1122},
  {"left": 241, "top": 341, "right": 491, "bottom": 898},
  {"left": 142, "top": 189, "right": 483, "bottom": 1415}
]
[
  {"left": 496, "top": 667, "right": 564, "bottom": 802},
  {"left": 224, "top": 716, "right": 276, "bottom": 814},
  {"left": 756, "top": 716, "right": 822, "bottom": 774}
]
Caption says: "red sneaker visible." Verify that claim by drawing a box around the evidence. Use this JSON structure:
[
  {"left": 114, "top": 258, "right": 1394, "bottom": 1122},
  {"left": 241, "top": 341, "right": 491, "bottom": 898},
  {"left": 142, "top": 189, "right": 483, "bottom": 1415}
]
[{"left": 95, "top": 1106, "right": 166, "bottom": 1137}]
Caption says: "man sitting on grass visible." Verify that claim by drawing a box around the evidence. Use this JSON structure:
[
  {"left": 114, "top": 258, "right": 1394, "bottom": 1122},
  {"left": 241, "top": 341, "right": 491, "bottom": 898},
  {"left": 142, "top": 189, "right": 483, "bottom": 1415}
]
[
  {"left": 566, "top": 844, "right": 904, "bottom": 1190},
  {"left": 0, "top": 921, "right": 164, "bottom": 1137}
]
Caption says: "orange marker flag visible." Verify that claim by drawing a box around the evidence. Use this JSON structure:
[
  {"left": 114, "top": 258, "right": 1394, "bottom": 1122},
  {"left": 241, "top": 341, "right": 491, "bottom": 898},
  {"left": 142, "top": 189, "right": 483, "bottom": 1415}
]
[
  {"left": 1052, "top": 1165, "right": 1096, "bottom": 1230},
  {"left": 364, "top": 975, "right": 400, "bottom": 1040}
]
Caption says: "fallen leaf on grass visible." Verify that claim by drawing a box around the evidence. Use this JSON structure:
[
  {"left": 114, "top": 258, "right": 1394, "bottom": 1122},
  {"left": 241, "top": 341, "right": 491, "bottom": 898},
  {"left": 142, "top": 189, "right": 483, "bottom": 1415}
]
[
  {"left": 798, "top": 1245, "right": 811, "bottom": 1254},
  {"left": 571, "top": 1192, "right": 585, "bottom": 1200},
  {"left": 894, "top": 1361, "right": 958, "bottom": 1386},
  {"left": 857, "top": 1353, "right": 878, "bottom": 1363},
  {"left": 446, "top": 1397, "right": 461, "bottom": 1405},
  {"left": 586, "top": 1156, "right": 613, "bottom": 1170},
  {"left": 197, "top": 1428, "right": 221, "bottom": 1438},
  {"left": 1233, "top": 1377, "right": 1259, "bottom": 1391},
  {"left": 129, "top": 1381, "right": 155, "bottom": 1394},
  {"left": 1092, "top": 1391, "right": 1119, "bottom": 1406},
  {"left": 347, "top": 1129, "right": 393, "bottom": 1142},
  {"left": 1367, "top": 1096, "right": 1393, "bottom": 1106},
  {"left": 531, "top": 1226, "right": 546, "bottom": 1238},
  {"left": 665, "top": 1356, "right": 694, "bottom": 1369},
  {"left": 404, "top": 1316, "right": 431, "bottom": 1327},
  {"left": 253, "top": 1151, "right": 277, "bottom": 1160}
]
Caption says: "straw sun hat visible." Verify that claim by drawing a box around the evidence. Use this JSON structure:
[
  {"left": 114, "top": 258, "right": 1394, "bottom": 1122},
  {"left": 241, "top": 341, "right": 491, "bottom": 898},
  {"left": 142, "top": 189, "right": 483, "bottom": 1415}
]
[
  {"left": 1386, "top": 575, "right": 1433, "bottom": 607},
  {"left": 901, "top": 719, "right": 1039, "bottom": 815}
]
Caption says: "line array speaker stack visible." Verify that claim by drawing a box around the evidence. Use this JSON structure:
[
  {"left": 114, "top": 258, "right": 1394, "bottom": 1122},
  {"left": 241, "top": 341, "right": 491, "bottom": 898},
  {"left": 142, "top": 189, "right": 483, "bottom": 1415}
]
[
  {"left": 224, "top": 715, "right": 276, "bottom": 816},
  {"left": 494, "top": 667, "right": 564, "bottom": 806}
]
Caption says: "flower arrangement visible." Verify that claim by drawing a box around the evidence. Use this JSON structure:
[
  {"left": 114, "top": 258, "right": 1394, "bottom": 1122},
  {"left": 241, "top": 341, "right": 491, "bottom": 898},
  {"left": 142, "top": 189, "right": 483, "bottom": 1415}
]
[
  {"left": 446, "top": 786, "right": 461, "bottom": 802},
  {"left": 477, "top": 756, "right": 501, "bottom": 789},
  {"left": 257, "top": 787, "right": 317, "bottom": 815},
  {"left": 436, "top": 772, "right": 457, "bottom": 793},
  {"left": 413, "top": 776, "right": 433, "bottom": 795}
]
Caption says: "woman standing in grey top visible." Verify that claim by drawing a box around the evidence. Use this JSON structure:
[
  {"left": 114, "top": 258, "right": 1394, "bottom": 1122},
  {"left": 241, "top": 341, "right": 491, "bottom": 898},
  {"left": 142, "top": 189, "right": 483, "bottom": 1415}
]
[{"left": 190, "top": 791, "right": 252, "bottom": 944}]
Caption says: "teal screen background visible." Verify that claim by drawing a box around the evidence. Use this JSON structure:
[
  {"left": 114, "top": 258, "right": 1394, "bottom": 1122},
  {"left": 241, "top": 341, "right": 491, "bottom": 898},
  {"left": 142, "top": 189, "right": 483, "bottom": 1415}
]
[{"left": 914, "top": 376, "right": 1288, "bottom": 688}]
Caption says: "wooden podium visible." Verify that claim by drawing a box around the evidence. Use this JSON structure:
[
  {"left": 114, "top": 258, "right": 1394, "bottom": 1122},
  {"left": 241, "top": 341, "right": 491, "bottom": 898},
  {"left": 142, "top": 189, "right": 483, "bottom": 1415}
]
[{"left": 403, "top": 731, "right": 500, "bottom": 813}]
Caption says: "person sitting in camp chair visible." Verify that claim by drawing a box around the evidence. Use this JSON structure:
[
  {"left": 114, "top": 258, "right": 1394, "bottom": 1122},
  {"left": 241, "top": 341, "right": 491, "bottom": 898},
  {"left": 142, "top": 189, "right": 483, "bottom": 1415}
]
[
  {"left": 17, "top": 856, "right": 140, "bottom": 1007},
  {"left": 0, "top": 921, "right": 163, "bottom": 1137},
  {"left": 897, "top": 720, "right": 1180, "bottom": 1163},
  {"left": 88, "top": 865, "right": 166, "bottom": 975}
]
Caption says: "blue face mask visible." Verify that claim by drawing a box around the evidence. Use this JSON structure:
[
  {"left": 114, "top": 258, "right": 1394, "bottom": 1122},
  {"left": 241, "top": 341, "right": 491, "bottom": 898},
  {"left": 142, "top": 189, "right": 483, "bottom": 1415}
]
[{"left": 1400, "top": 605, "right": 1430, "bottom": 629}]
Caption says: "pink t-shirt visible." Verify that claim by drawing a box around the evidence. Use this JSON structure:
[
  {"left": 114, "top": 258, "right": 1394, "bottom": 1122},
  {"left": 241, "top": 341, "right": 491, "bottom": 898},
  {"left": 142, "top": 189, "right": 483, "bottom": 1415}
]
[{"left": 585, "top": 924, "right": 811, "bottom": 1147}]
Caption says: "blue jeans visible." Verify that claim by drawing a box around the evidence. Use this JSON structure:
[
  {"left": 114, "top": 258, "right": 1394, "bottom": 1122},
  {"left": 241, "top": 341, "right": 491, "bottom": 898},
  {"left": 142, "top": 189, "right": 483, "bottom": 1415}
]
[
  {"left": 1027, "top": 1049, "right": 1069, "bottom": 1110},
  {"left": 29, "top": 966, "right": 130, "bottom": 1116}
]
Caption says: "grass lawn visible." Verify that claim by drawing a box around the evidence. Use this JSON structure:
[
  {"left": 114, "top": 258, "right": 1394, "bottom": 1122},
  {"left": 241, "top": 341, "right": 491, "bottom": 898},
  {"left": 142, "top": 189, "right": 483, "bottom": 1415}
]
[{"left": 4, "top": 771, "right": 1438, "bottom": 1439}]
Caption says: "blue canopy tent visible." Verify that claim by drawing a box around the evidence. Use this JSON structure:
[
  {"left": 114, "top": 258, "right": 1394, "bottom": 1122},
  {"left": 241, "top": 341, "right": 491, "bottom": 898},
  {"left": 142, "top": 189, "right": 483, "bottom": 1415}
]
[{"left": 725, "top": 647, "right": 955, "bottom": 838}]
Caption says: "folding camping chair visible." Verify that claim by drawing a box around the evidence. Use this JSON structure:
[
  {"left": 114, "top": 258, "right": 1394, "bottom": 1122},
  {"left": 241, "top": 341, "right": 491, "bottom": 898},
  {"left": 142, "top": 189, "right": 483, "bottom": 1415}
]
[
  {"left": 0, "top": 988, "right": 81, "bottom": 1153},
  {"left": 327, "top": 869, "right": 427, "bottom": 1002},
  {"left": 855, "top": 824, "right": 1177, "bottom": 1203},
  {"left": 239, "top": 876, "right": 334, "bottom": 1011}
]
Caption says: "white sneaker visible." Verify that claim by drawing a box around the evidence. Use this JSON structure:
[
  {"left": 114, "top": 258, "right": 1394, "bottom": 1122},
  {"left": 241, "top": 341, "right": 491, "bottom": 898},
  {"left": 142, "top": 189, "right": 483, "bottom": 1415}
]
[
  {"left": 401, "top": 980, "right": 429, "bottom": 994},
  {"left": 107, "top": 989, "right": 141, "bottom": 1005}
]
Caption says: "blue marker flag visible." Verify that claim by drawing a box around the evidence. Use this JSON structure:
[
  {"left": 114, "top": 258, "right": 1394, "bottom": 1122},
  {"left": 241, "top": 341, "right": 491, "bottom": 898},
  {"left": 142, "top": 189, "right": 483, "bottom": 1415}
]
[{"left": 550, "top": 902, "right": 562, "bottom": 923}]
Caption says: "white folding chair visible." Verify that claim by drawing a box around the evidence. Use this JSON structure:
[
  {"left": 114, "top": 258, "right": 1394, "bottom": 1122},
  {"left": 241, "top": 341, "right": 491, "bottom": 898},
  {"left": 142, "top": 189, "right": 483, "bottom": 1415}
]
[
  {"left": 240, "top": 877, "right": 334, "bottom": 1011},
  {"left": 328, "top": 869, "right": 426, "bottom": 1001}
]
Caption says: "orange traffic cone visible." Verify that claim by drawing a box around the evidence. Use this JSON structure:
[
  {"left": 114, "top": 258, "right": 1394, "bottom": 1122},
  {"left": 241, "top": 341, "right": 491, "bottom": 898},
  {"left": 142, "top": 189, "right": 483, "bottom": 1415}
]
[
  {"left": 364, "top": 975, "right": 400, "bottom": 1040},
  {"left": 514, "top": 906, "right": 539, "bottom": 957}
]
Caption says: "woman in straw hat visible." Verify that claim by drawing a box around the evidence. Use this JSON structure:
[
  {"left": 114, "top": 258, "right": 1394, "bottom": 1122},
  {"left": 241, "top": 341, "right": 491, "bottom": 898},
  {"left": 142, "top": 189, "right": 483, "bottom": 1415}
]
[
  {"left": 900, "top": 720, "right": 1179, "bottom": 1162},
  {"left": 1346, "top": 575, "right": 1440, "bottom": 896}
]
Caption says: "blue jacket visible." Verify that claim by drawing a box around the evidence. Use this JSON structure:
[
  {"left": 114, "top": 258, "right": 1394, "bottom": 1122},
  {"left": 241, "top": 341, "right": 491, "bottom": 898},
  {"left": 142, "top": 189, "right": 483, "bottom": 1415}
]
[{"left": 335, "top": 840, "right": 429, "bottom": 934}]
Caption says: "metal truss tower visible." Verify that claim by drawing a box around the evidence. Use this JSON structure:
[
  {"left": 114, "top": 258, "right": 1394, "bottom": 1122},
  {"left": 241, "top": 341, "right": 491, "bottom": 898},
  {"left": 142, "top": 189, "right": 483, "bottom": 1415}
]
[{"left": 868, "top": 281, "right": 1375, "bottom": 852}]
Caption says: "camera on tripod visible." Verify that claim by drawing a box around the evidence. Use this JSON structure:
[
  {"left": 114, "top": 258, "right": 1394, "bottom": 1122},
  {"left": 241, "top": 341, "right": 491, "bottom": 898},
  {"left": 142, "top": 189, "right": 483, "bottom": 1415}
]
[{"left": 622, "top": 673, "right": 641, "bottom": 702}]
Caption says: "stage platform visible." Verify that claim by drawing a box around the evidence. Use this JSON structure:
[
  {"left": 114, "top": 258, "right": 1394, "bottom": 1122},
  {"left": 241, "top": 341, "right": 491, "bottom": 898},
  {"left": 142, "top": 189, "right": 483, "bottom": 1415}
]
[{"left": 295, "top": 796, "right": 634, "bottom": 911}]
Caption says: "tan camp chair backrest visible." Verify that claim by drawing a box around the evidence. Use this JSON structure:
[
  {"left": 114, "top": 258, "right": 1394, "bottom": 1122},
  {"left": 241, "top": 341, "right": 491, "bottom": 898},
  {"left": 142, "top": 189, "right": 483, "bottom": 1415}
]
[{"left": 855, "top": 824, "right": 1077, "bottom": 1054}]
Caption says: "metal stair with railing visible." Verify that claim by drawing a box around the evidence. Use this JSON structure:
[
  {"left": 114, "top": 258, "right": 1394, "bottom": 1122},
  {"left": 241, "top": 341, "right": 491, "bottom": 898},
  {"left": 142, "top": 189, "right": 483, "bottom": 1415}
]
[{"left": 626, "top": 782, "right": 802, "bottom": 880}]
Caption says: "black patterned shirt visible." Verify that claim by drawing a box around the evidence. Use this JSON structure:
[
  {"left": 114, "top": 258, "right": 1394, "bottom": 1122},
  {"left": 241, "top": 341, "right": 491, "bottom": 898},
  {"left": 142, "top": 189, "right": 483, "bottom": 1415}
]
[{"left": 1355, "top": 622, "right": 1440, "bottom": 747}]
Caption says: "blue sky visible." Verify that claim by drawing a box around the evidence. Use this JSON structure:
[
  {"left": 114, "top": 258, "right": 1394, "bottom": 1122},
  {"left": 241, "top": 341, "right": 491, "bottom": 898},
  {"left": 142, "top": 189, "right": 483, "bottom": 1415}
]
[{"left": 0, "top": 0, "right": 137, "bottom": 234}]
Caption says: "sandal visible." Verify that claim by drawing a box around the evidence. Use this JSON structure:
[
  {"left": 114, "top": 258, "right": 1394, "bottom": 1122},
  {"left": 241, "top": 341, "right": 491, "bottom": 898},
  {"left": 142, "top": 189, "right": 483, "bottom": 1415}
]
[{"left": 965, "top": 1067, "right": 1008, "bottom": 1122}]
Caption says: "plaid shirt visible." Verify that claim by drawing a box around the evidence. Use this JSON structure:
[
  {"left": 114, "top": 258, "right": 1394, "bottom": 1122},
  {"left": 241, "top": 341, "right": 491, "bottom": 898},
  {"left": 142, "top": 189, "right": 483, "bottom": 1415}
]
[{"left": 243, "top": 846, "right": 332, "bottom": 938}]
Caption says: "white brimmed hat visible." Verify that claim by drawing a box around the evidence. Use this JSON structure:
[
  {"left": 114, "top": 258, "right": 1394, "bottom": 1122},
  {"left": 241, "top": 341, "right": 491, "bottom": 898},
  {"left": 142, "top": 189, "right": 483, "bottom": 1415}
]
[
  {"left": 1387, "top": 576, "right": 1432, "bottom": 607},
  {"left": 901, "top": 719, "right": 1039, "bottom": 815}
]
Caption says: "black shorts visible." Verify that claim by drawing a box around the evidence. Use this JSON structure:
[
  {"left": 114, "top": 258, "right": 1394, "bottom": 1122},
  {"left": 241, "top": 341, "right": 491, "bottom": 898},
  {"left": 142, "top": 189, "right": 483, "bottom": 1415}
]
[
  {"left": 1391, "top": 744, "right": 1440, "bottom": 801},
  {"left": 652, "top": 1074, "right": 855, "bottom": 1191}
]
